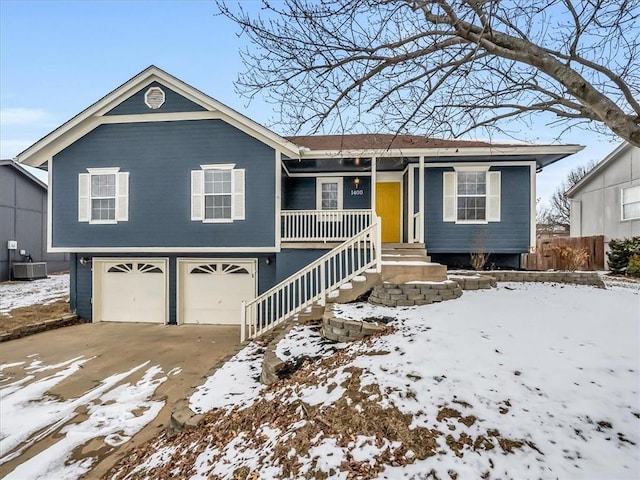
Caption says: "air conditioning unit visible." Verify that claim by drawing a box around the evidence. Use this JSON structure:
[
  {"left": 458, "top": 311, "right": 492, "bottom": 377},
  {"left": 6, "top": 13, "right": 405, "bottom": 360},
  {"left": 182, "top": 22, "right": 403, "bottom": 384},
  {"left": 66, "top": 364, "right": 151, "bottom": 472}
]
[{"left": 13, "top": 262, "right": 48, "bottom": 280}]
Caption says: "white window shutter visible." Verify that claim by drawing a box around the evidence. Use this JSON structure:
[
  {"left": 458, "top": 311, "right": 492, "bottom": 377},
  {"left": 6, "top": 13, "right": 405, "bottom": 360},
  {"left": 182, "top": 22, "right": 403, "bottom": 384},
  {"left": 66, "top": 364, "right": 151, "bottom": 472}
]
[
  {"left": 487, "top": 171, "right": 501, "bottom": 222},
  {"left": 443, "top": 171, "right": 456, "bottom": 222},
  {"left": 191, "top": 170, "right": 204, "bottom": 221},
  {"left": 78, "top": 173, "right": 90, "bottom": 222},
  {"left": 232, "top": 168, "right": 245, "bottom": 220},
  {"left": 116, "top": 172, "right": 129, "bottom": 222}
]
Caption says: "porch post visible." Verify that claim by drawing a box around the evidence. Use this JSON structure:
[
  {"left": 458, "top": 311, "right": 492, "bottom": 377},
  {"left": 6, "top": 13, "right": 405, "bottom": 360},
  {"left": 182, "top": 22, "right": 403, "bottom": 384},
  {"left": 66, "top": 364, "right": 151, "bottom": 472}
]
[
  {"left": 419, "top": 156, "right": 425, "bottom": 243},
  {"left": 371, "top": 156, "right": 377, "bottom": 213}
]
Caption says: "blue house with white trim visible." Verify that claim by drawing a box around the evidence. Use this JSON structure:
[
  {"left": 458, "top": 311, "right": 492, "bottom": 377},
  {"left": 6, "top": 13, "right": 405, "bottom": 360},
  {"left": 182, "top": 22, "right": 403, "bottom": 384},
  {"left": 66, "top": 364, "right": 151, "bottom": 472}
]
[{"left": 17, "top": 66, "right": 581, "bottom": 338}]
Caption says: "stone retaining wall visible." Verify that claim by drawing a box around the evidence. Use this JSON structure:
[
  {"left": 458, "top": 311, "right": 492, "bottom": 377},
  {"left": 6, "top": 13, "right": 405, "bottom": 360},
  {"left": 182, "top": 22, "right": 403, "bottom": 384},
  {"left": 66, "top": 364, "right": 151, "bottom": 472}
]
[
  {"left": 368, "top": 280, "right": 463, "bottom": 307},
  {"left": 448, "top": 275, "right": 496, "bottom": 290},
  {"left": 0, "top": 314, "right": 80, "bottom": 342},
  {"left": 451, "top": 270, "right": 605, "bottom": 288},
  {"left": 321, "top": 304, "right": 386, "bottom": 343}
]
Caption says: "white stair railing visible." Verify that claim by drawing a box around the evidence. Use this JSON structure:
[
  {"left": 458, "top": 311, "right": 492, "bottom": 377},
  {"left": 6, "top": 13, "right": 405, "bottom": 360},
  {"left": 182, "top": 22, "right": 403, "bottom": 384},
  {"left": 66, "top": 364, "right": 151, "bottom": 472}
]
[
  {"left": 281, "top": 209, "right": 374, "bottom": 242},
  {"left": 241, "top": 217, "right": 381, "bottom": 341}
]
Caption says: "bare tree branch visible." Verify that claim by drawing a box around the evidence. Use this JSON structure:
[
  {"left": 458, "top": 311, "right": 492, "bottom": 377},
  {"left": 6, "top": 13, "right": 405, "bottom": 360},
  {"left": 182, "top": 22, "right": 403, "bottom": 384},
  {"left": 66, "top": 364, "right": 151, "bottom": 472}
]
[{"left": 217, "top": 0, "right": 640, "bottom": 146}]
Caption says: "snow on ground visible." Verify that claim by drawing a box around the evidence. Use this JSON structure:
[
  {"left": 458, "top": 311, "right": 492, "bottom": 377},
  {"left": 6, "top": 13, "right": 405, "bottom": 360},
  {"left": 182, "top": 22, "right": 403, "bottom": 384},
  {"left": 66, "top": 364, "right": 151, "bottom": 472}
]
[
  {"left": 0, "top": 274, "right": 69, "bottom": 314},
  {"left": 189, "top": 343, "right": 265, "bottom": 413},
  {"left": 0, "top": 355, "right": 168, "bottom": 479},
  {"left": 111, "top": 282, "right": 639, "bottom": 479}
]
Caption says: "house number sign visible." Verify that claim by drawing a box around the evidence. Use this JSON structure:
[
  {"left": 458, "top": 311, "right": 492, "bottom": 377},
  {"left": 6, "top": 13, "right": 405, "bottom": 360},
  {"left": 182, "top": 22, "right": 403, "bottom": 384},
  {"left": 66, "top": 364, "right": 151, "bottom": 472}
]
[{"left": 350, "top": 189, "right": 364, "bottom": 195}]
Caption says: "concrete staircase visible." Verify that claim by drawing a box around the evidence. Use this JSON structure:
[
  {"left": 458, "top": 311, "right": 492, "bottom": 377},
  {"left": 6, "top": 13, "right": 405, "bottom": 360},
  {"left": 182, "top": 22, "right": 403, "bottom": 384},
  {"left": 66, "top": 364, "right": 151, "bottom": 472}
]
[
  {"left": 293, "top": 270, "right": 381, "bottom": 322},
  {"left": 380, "top": 243, "right": 447, "bottom": 283}
]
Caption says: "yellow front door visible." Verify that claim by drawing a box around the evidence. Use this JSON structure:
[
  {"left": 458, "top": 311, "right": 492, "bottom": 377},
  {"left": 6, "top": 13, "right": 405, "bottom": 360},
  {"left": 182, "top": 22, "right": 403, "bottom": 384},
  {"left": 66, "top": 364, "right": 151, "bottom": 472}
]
[{"left": 375, "top": 182, "right": 401, "bottom": 242}]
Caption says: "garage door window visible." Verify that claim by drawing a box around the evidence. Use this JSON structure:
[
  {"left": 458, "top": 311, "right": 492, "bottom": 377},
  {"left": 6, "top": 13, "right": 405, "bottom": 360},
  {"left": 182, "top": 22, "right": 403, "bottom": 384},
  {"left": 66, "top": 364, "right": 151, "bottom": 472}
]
[
  {"left": 107, "top": 263, "right": 164, "bottom": 274},
  {"left": 190, "top": 263, "right": 249, "bottom": 274}
]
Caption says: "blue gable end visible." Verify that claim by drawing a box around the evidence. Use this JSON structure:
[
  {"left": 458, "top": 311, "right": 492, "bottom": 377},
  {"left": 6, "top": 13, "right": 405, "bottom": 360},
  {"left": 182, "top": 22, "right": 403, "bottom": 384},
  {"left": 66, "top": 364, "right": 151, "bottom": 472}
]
[
  {"left": 424, "top": 166, "right": 531, "bottom": 254},
  {"left": 52, "top": 119, "right": 276, "bottom": 248},
  {"left": 104, "top": 81, "right": 207, "bottom": 115}
]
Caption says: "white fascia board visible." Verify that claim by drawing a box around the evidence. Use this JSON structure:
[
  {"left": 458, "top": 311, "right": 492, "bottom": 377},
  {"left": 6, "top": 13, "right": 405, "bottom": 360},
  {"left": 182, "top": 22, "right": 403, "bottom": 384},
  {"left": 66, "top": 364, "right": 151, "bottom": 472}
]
[
  {"left": 298, "top": 145, "right": 584, "bottom": 159},
  {"left": 17, "top": 66, "right": 301, "bottom": 166}
]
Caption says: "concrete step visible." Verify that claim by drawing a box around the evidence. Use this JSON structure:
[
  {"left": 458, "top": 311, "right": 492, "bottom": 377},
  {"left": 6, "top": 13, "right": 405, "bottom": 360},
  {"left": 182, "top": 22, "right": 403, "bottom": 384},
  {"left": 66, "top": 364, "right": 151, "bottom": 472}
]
[
  {"left": 382, "top": 254, "right": 430, "bottom": 262},
  {"left": 381, "top": 262, "right": 447, "bottom": 283},
  {"left": 382, "top": 242, "right": 425, "bottom": 249},
  {"left": 327, "top": 272, "right": 381, "bottom": 304}
]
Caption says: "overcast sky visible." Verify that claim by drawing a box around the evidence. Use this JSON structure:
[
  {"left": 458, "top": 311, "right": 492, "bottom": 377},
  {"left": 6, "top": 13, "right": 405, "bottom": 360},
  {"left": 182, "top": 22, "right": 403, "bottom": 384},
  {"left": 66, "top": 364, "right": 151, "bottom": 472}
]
[{"left": 0, "top": 0, "right": 622, "bottom": 206}]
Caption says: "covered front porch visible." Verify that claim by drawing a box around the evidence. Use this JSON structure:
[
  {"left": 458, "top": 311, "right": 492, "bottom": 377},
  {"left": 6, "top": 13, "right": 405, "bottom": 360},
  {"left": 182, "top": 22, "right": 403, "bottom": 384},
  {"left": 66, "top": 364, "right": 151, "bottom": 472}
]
[{"left": 279, "top": 155, "right": 427, "bottom": 245}]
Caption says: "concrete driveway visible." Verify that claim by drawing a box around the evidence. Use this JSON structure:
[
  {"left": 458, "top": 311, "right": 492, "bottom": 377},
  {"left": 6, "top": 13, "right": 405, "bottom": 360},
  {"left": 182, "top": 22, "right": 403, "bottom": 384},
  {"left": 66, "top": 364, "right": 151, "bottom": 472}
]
[{"left": 0, "top": 322, "right": 241, "bottom": 479}]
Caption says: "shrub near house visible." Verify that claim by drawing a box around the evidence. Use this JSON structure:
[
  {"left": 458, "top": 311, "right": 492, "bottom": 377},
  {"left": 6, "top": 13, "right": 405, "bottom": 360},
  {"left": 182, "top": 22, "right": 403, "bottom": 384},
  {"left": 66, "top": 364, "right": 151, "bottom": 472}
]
[{"left": 607, "top": 237, "right": 640, "bottom": 276}]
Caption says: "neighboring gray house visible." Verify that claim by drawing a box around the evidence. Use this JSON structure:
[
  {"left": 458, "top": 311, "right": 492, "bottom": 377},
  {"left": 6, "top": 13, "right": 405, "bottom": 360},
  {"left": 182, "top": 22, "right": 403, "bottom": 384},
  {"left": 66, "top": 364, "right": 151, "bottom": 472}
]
[
  {"left": 16, "top": 66, "right": 581, "bottom": 339},
  {"left": 567, "top": 142, "right": 640, "bottom": 264},
  {"left": 0, "top": 159, "right": 70, "bottom": 281}
]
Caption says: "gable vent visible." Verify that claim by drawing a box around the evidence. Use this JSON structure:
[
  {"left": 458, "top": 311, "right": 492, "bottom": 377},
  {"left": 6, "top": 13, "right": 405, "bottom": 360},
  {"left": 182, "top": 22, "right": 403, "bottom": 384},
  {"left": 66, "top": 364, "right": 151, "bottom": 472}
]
[{"left": 144, "top": 86, "right": 165, "bottom": 109}]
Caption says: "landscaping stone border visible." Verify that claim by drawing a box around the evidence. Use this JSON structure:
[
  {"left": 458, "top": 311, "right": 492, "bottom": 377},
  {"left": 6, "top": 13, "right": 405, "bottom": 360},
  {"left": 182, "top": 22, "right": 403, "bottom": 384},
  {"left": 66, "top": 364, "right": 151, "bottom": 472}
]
[
  {"left": 450, "top": 270, "right": 605, "bottom": 288},
  {"left": 448, "top": 274, "right": 496, "bottom": 290},
  {"left": 368, "top": 280, "right": 463, "bottom": 307},
  {"left": 321, "top": 304, "right": 387, "bottom": 342},
  {"left": 0, "top": 314, "right": 80, "bottom": 342}
]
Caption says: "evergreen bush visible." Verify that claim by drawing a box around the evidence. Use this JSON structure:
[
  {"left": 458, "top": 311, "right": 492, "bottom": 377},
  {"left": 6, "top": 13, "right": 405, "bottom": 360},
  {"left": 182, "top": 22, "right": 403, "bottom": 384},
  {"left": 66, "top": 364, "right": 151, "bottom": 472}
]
[
  {"left": 627, "top": 254, "right": 640, "bottom": 278},
  {"left": 607, "top": 237, "right": 640, "bottom": 274}
]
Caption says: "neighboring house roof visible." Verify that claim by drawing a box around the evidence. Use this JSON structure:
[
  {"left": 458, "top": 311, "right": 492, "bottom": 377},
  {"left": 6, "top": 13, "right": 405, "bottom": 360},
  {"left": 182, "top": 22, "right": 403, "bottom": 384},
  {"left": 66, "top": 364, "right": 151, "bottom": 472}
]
[
  {"left": 15, "top": 65, "right": 582, "bottom": 170},
  {"left": 0, "top": 159, "right": 47, "bottom": 190},
  {"left": 566, "top": 142, "right": 634, "bottom": 197}
]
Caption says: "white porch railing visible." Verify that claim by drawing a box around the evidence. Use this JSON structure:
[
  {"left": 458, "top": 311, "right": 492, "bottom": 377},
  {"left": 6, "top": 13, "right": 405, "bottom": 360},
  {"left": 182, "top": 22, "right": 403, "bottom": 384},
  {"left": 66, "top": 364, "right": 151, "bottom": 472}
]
[
  {"left": 241, "top": 218, "right": 381, "bottom": 341},
  {"left": 281, "top": 209, "right": 374, "bottom": 242},
  {"left": 412, "top": 212, "right": 421, "bottom": 243}
]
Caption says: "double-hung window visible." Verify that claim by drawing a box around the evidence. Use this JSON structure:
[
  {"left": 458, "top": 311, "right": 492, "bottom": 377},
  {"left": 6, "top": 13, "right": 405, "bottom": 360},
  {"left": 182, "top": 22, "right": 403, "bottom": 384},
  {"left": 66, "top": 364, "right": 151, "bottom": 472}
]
[
  {"left": 204, "top": 168, "right": 232, "bottom": 220},
  {"left": 78, "top": 168, "right": 129, "bottom": 223},
  {"left": 622, "top": 185, "right": 640, "bottom": 220},
  {"left": 191, "top": 164, "right": 245, "bottom": 222},
  {"left": 443, "top": 167, "right": 500, "bottom": 223},
  {"left": 91, "top": 173, "right": 116, "bottom": 221},
  {"left": 457, "top": 171, "right": 487, "bottom": 221}
]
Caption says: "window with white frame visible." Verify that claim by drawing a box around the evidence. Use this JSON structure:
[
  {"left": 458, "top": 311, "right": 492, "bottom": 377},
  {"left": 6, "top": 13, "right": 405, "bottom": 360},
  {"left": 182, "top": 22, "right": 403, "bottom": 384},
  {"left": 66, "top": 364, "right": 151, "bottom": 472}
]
[
  {"left": 316, "top": 178, "right": 343, "bottom": 210},
  {"left": 78, "top": 168, "right": 129, "bottom": 223},
  {"left": 457, "top": 171, "right": 487, "bottom": 221},
  {"left": 204, "top": 168, "right": 232, "bottom": 220},
  {"left": 191, "top": 164, "right": 245, "bottom": 222},
  {"left": 443, "top": 168, "right": 500, "bottom": 223},
  {"left": 622, "top": 185, "right": 640, "bottom": 220},
  {"left": 91, "top": 173, "right": 116, "bottom": 220}
]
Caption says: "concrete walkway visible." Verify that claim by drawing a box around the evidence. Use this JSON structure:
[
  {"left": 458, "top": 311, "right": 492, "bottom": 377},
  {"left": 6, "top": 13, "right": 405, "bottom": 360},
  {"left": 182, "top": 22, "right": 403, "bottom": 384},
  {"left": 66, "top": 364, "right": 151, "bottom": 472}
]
[{"left": 0, "top": 322, "right": 241, "bottom": 478}]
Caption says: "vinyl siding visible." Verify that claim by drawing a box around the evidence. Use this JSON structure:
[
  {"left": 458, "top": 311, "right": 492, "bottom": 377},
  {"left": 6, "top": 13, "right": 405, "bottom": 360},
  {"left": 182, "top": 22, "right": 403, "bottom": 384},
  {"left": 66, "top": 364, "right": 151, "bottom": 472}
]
[
  {"left": 424, "top": 166, "right": 530, "bottom": 253},
  {"left": 0, "top": 165, "right": 68, "bottom": 281},
  {"left": 52, "top": 119, "right": 276, "bottom": 248},
  {"left": 104, "top": 81, "right": 207, "bottom": 115},
  {"left": 283, "top": 175, "right": 371, "bottom": 210}
]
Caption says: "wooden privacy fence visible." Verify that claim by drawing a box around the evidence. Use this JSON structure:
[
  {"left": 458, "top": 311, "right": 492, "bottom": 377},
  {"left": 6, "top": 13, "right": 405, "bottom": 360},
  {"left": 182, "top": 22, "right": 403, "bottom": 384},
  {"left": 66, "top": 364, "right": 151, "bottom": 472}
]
[{"left": 521, "top": 236, "right": 605, "bottom": 271}]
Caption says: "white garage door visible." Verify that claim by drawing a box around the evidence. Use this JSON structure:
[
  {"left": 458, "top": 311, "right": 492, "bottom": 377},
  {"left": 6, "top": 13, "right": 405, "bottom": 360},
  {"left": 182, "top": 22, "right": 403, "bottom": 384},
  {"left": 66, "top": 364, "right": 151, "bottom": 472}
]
[
  {"left": 94, "top": 259, "right": 167, "bottom": 323},
  {"left": 179, "top": 260, "right": 256, "bottom": 325}
]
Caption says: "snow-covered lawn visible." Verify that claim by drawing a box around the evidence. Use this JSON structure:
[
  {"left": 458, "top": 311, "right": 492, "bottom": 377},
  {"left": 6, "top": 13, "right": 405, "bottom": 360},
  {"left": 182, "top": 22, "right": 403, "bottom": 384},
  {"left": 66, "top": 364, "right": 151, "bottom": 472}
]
[
  {"left": 0, "top": 355, "right": 172, "bottom": 479},
  {"left": 0, "top": 274, "right": 69, "bottom": 314},
  {"left": 109, "top": 282, "right": 639, "bottom": 480}
]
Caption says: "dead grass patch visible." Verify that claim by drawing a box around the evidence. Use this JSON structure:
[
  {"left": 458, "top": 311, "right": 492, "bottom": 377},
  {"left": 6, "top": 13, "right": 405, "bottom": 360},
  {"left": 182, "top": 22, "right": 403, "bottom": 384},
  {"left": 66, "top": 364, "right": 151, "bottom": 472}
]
[
  {"left": 107, "top": 344, "right": 537, "bottom": 480},
  {"left": 0, "top": 300, "right": 70, "bottom": 333}
]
